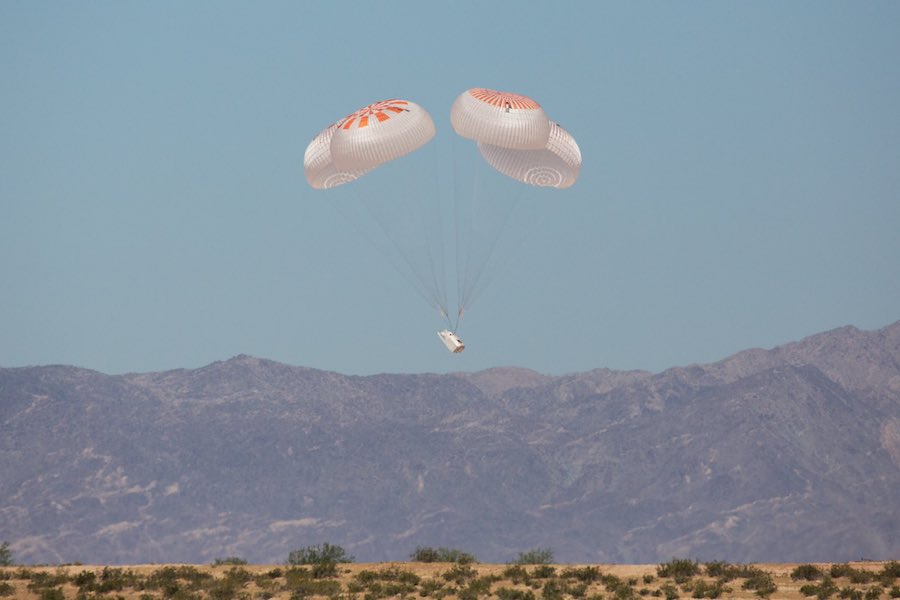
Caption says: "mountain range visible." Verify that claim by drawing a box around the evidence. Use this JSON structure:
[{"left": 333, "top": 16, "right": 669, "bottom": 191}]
[{"left": 1, "top": 321, "right": 899, "bottom": 565}]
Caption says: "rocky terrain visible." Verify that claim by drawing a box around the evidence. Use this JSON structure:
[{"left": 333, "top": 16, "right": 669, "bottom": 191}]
[{"left": 1, "top": 321, "right": 898, "bottom": 565}]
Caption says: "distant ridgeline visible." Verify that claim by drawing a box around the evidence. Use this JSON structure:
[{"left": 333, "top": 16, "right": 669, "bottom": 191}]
[{"left": 1, "top": 321, "right": 899, "bottom": 565}]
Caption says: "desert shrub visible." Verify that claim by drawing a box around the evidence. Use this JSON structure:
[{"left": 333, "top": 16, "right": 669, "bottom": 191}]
[
  {"left": 458, "top": 576, "right": 494, "bottom": 600},
  {"left": 285, "top": 568, "right": 313, "bottom": 587},
  {"left": 689, "top": 579, "right": 728, "bottom": 599},
  {"left": 355, "top": 570, "right": 379, "bottom": 585},
  {"left": 354, "top": 566, "right": 420, "bottom": 597},
  {"left": 530, "top": 565, "right": 557, "bottom": 579},
  {"left": 883, "top": 562, "right": 900, "bottom": 581},
  {"left": 496, "top": 588, "right": 536, "bottom": 600},
  {"left": 515, "top": 548, "right": 554, "bottom": 565},
  {"left": 865, "top": 587, "right": 884, "bottom": 600},
  {"left": 643, "top": 574, "right": 655, "bottom": 584},
  {"left": 144, "top": 566, "right": 213, "bottom": 597},
  {"left": 659, "top": 582, "right": 679, "bottom": 600},
  {"left": 889, "top": 585, "right": 900, "bottom": 598},
  {"left": 0, "top": 582, "right": 13, "bottom": 597},
  {"left": 702, "top": 562, "right": 727, "bottom": 578},
  {"left": 542, "top": 580, "right": 565, "bottom": 600},
  {"left": 0, "top": 544, "right": 11, "bottom": 568},
  {"left": 72, "top": 570, "right": 97, "bottom": 589},
  {"left": 38, "top": 588, "right": 64, "bottom": 600},
  {"left": 562, "top": 567, "right": 601, "bottom": 583},
  {"left": 849, "top": 571, "right": 875, "bottom": 585},
  {"left": 418, "top": 579, "right": 445, "bottom": 598},
  {"left": 207, "top": 578, "right": 242, "bottom": 600},
  {"left": 741, "top": 570, "right": 776, "bottom": 598},
  {"left": 441, "top": 563, "right": 477, "bottom": 585},
  {"left": 802, "top": 576, "right": 838, "bottom": 599},
  {"left": 793, "top": 565, "right": 825, "bottom": 581},
  {"left": 831, "top": 564, "right": 855, "bottom": 579},
  {"left": 657, "top": 559, "right": 700, "bottom": 584},
  {"left": 502, "top": 565, "right": 529, "bottom": 584},
  {"left": 311, "top": 562, "right": 339, "bottom": 578},
  {"left": 571, "top": 582, "right": 591, "bottom": 597},
  {"left": 213, "top": 557, "right": 248, "bottom": 566},
  {"left": 601, "top": 573, "right": 637, "bottom": 598},
  {"left": 96, "top": 566, "right": 142, "bottom": 592},
  {"left": 800, "top": 584, "right": 819, "bottom": 597},
  {"left": 837, "top": 587, "right": 862, "bottom": 600},
  {"left": 410, "top": 547, "right": 476, "bottom": 564},
  {"left": 377, "top": 566, "right": 420, "bottom": 585},
  {"left": 287, "top": 544, "right": 354, "bottom": 567}
]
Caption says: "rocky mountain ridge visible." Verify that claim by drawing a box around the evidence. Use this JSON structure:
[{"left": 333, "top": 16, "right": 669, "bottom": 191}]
[{"left": 1, "top": 322, "right": 898, "bottom": 564}]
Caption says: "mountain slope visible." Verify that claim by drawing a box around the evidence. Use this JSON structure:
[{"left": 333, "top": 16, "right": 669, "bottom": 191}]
[{"left": 1, "top": 322, "right": 898, "bottom": 564}]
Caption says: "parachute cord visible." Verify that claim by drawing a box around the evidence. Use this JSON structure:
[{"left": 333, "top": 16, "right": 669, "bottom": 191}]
[
  {"left": 452, "top": 135, "right": 465, "bottom": 329},
  {"left": 457, "top": 185, "right": 524, "bottom": 313},
  {"left": 333, "top": 183, "right": 449, "bottom": 319}
]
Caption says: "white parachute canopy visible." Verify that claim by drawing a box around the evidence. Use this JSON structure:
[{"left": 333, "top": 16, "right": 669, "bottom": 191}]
[
  {"left": 330, "top": 99, "right": 436, "bottom": 171},
  {"left": 303, "top": 122, "right": 370, "bottom": 190},
  {"left": 450, "top": 88, "right": 551, "bottom": 150},
  {"left": 477, "top": 122, "right": 582, "bottom": 188},
  {"left": 303, "top": 98, "right": 435, "bottom": 188}
]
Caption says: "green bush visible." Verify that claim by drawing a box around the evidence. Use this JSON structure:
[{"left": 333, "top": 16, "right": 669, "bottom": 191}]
[
  {"left": 496, "top": 587, "right": 536, "bottom": 600},
  {"left": 502, "top": 565, "right": 529, "bottom": 584},
  {"left": 689, "top": 579, "right": 728, "bottom": 599},
  {"left": 741, "top": 570, "right": 776, "bottom": 598},
  {"left": 838, "top": 587, "right": 862, "bottom": 600},
  {"left": 865, "top": 587, "right": 884, "bottom": 600},
  {"left": 286, "top": 543, "right": 354, "bottom": 566},
  {"left": 831, "top": 564, "right": 854, "bottom": 579},
  {"left": 530, "top": 565, "right": 557, "bottom": 579},
  {"left": 410, "top": 547, "right": 476, "bottom": 564},
  {"left": 889, "top": 585, "right": 900, "bottom": 598},
  {"left": 458, "top": 576, "right": 493, "bottom": 600},
  {"left": 799, "top": 583, "right": 819, "bottom": 597},
  {"left": 659, "top": 582, "right": 679, "bottom": 600},
  {"left": 514, "top": 548, "right": 554, "bottom": 565},
  {"left": 561, "top": 567, "right": 601, "bottom": 583},
  {"left": 883, "top": 562, "right": 900, "bottom": 581},
  {"left": 657, "top": 559, "right": 700, "bottom": 584},
  {"left": 0, "top": 544, "right": 11, "bottom": 567},
  {"left": 793, "top": 565, "right": 825, "bottom": 581},
  {"left": 542, "top": 580, "right": 565, "bottom": 600},
  {"left": 212, "top": 557, "right": 248, "bottom": 566},
  {"left": 441, "top": 563, "right": 477, "bottom": 585}
]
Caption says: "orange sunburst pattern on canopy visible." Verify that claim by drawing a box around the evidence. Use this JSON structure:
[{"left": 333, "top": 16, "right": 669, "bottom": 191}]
[
  {"left": 339, "top": 99, "right": 410, "bottom": 130},
  {"left": 468, "top": 88, "right": 541, "bottom": 110}
]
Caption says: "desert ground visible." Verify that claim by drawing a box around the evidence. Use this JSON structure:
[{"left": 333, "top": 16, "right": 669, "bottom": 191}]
[{"left": 2, "top": 560, "right": 899, "bottom": 599}]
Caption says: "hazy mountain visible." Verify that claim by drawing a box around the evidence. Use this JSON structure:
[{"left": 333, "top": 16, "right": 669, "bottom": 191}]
[{"left": 2, "top": 322, "right": 899, "bottom": 565}]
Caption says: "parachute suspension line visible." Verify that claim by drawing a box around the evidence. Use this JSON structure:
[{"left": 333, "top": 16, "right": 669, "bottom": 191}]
[
  {"left": 418, "top": 140, "right": 449, "bottom": 320},
  {"left": 458, "top": 183, "right": 524, "bottom": 314},
  {"left": 452, "top": 134, "right": 467, "bottom": 332},
  {"left": 334, "top": 182, "right": 447, "bottom": 318},
  {"left": 454, "top": 153, "right": 524, "bottom": 322},
  {"left": 457, "top": 152, "right": 481, "bottom": 321}
]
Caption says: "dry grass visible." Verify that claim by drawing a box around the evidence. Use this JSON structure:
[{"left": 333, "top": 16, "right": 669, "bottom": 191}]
[{"left": 1, "top": 560, "right": 897, "bottom": 600}]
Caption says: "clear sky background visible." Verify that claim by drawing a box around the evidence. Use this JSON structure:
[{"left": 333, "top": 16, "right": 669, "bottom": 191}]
[{"left": 2, "top": 2, "right": 898, "bottom": 376}]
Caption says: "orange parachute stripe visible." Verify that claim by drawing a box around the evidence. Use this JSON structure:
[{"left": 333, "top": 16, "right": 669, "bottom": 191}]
[
  {"left": 338, "top": 99, "right": 411, "bottom": 129},
  {"left": 469, "top": 88, "right": 541, "bottom": 110}
]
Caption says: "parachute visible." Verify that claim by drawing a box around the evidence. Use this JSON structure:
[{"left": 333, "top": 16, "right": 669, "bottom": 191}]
[
  {"left": 477, "top": 122, "right": 582, "bottom": 189},
  {"left": 451, "top": 88, "right": 581, "bottom": 188},
  {"left": 304, "top": 90, "right": 581, "bottom": 353},
  {"left": 304, "top": 99, "right": 435, "bottom": 187}
]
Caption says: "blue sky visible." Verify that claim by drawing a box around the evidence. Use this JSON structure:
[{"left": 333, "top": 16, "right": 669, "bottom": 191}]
[{"left": 2, "top": 1, "right": 898, "bottom": 376}]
